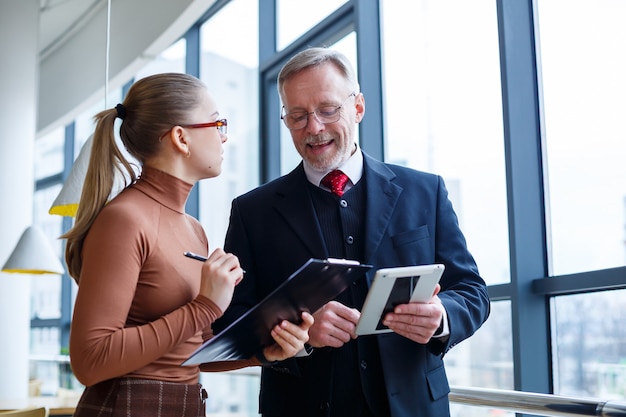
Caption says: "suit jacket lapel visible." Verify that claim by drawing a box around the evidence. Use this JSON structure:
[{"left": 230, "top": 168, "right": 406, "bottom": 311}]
[
  {"left": 273, "top": 164, "right": 328, "bottom": 257},
  {"left": 362, "top": 154, "right": 402, "bottom": 264}
]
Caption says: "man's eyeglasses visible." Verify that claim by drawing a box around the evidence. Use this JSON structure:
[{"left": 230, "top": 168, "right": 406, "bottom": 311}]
[
  {"left": 281, "top": 93, "right": 356, "bottom": 130},
  {"left": 181, "top": 118, "right": 228, "bottom": 135}
]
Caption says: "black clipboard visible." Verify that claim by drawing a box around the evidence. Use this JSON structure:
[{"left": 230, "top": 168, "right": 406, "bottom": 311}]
[{"left": 182, "top": 258, "right": 372, "bottom": 365}]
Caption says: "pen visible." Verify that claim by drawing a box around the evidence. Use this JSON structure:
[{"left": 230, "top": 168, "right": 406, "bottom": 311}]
[
  {"left": 184, "top": 251, "right": 246, "bottom": 274},
  {"left": 184, "top": 251, "right": 208, "bottom": 262}
]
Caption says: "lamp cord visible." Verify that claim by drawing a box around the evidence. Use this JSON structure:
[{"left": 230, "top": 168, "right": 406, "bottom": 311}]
[{"left": 105, "top": 0, "right": 111, "bottom": 108}]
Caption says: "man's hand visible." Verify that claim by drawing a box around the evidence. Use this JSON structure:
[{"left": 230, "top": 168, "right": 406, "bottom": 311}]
[
  {"left": 308, "top": 301, "right": 360, "bottom": 348},
  {"left": 382, "top": 285, "right": 444, "bottom": 344}
]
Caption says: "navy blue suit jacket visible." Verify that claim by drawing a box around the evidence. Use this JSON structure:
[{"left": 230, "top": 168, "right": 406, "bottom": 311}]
[{"left": 214, "top": 152, "right": 490, "bottom": 417}]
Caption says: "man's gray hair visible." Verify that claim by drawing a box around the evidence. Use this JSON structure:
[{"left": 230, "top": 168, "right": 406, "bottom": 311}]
[{"left": 277, "top": 47, "right": 360, "bottom": 96}]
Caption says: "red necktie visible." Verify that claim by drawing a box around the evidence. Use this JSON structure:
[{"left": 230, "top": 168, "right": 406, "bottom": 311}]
[{"left": 321, "top": 170, "right": 349, "bottom": 196}]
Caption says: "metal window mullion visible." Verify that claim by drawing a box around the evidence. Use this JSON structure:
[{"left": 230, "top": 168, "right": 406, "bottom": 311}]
[
  {"left": 354, "top": 0, "right": 384, "bottom": 161},
  {"left": 497, "top": 0, "right": 552, "bottom": 402},
  {"left": 185, "top": 25, "right": 201, "bottom": 218}
]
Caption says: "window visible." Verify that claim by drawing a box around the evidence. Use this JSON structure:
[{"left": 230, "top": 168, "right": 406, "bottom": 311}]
[
  {"left": 537, "top": 0, "right": 626, "bottom": 400},
  {"left": 34, "top": 128, "right": 64, "bottom": 180},
  {"left": 30, "top": 128, "right": 66, "bottom": 396},
  {"left": 198, "top": 1, "right": 262, "bottom": 412},
  {"left": 381, "top": 1, "right": 512, "bottom": 396},
  {"left": 381, "top": 0, "right": 509, "bottom": 287},
  {"left": 276, "top": 0, "right": 348, "bottom": 50},
  {"left": 552, "top": 290, "right": 626, "bottom": 398},
  {"left": 537, "top": 0, "right": 626, "bottom": 276},
  {"left": 198, "top": 0, "right": 260, "bottom": 249},
  {"left": 448, "top": 301, "right": 514, "bottom": 417}
]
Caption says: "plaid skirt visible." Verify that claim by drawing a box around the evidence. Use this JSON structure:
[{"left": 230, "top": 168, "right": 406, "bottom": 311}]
[{"left": 73, "top": 377, "right": 207, "bottom": 417}]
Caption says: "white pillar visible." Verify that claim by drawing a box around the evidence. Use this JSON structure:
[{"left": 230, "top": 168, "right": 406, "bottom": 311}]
[{"left": 0, "top": 0, "right": 40, "bottom": 401}]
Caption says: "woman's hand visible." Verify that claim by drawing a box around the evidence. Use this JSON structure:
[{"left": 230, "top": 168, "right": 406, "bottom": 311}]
[
  {"left": 262, "top": 312, "right": 314, "bottom": 362},
  {"left": 198, "top": 248, "right": 244, "bottom": 312}
]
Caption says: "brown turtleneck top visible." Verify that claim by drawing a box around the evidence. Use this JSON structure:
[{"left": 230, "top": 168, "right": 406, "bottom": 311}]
[{"left": 69, "top": 166, "right": 255, "bottom": 387}]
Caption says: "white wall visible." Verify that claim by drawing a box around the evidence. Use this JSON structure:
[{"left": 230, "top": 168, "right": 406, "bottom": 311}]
[{"left": 0, "top": 0, "right": 39, "bottom": 401}]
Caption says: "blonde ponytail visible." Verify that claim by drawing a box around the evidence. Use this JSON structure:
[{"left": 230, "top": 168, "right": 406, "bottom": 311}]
[{"left": 62, "top": 108, "right": 136, "bottom": 282}]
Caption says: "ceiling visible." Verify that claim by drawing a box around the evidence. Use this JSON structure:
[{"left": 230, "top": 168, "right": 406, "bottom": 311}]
[
  {"left": 39, "top": 0, "right": 103, "bottom": 57},
  {"left": 35, "top": 0, "right": 213, "bottom": 132}
]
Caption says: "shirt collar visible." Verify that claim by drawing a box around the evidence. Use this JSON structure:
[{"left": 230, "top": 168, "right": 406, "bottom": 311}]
[{"left": 303, "top": 142, "right": 364, "bottom": 191}]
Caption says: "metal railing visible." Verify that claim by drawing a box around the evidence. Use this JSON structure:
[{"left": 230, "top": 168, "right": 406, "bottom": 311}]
[
  {"left": 222, "top": 370, "right": 626, "bottom": 417},
  {"left": 450, "top": 386, "right": 626, "bottom": 417}
]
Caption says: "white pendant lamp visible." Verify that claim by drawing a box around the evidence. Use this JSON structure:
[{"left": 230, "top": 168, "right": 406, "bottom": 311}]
[
  {"left": 48, "top": 134, "right": 95, "bottom": 217},
  {"left": 1, "top": 225, "right": 65, "bottom": 275}
]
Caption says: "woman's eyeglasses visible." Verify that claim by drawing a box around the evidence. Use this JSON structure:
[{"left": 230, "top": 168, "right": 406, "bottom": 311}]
[{"left": 180, "top": 118, "right": 227, "bottom": 135}]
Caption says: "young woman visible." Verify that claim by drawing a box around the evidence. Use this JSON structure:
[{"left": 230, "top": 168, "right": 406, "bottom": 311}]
[{"left": 63, "top": 73, "right": 313, "bottom": 417}]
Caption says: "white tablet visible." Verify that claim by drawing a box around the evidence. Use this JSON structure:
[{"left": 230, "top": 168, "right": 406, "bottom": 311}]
[{"left": 355, "top": 264, "right": 445, "bottom": 336}]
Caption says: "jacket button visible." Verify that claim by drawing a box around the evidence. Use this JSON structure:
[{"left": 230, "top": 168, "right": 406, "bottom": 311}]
[
  {"left": 360, "top": 360, "right": 367, "bottom": 370},
  {"left": 346, "top": 236, "right": 354, "bottom": 244},
  {"left": 319, "top": 402, "right": 330, "bottom": 412},
  {"left": 340, "top": 199, "right": 348, "bottom": 207}
]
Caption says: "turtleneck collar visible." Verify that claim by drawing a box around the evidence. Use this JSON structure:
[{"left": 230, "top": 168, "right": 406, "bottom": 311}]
[{"left": 132, "top": 166, "right": 193, "bottom": 214}]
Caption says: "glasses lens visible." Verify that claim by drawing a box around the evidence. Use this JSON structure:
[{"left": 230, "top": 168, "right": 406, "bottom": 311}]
[
  {"left": 283, "top": 112, "right": 307, "bottom": 130},
  {"left": 217, "top": 119, "right": 227, "bottom": 134},
  {"left": 314, "top": 107, "right": 341, "bottom": 123}
]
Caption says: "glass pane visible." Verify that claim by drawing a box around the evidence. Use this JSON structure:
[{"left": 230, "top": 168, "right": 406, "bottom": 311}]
[
  {"left": 279, "top": 32, "right": 358, "bottom": 175},
  {"left": 33, "top": 185, "right": 64, "bottom": 320},
  {"left": 201, "top": 1, "right": 258, "bottom": 69},
  {"left": 537, "top": 0, "right": 626, "bottom": 275},
  {"left": 446, "top": 300, "right": 513, "bottom": 384},
  {"left": 198, "top": 0, "right": 259, "bottom": 248},
  {"left": 552, "top": 290, "right": 626, "bottom": 400},
  {"left": 34, "top": 184, "right": 63, "bottom": 247},
  {"left": 204, "top": 369, "right": 261, "bottom": 415},
  {"left": 276, "top": 0, "right": 347, "bottom": 50},
  {"left": 75, "top": 103, "right": 98, "bottom": 150},
  {"left": 35, "top": 127, "right": 64, "bottom": 180},
  {"left": 30, "top": 327, "right": 62, "bottom": 395},
  {"left": 381, "top": 0, "right": 509, "bottom": 286},
  {"left": 198, "top": 3, "right": 260, "bottom": 411}
]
